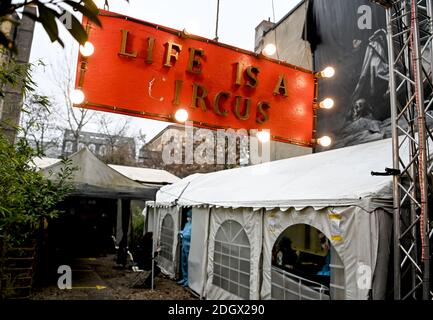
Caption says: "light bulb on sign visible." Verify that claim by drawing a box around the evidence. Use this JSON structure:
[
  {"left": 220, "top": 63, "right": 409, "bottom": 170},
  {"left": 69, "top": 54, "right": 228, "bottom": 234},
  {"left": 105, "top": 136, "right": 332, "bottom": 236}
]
[
  {"left": 70, "top": 89, "right": 85, "bottom": 105},
  {"left": 317, "top": 136, "right": 332, "bottom": 147},
  {"left": 257, "top": 130, "right": 270, "bottom": 143},
  {"left": 262, "top": 43, "right": 277, "bottom": 56},
  {"left": 79, "top": 42, "right": 95, "bottom": 57},
  {"left": 174, "top": 109, "right": 189, "bottom": 122},
  {"left": 319, "top": 67, "right": 335, "bottom": 78},
  {"left": 319, "top": 98, "right": 335, "bottom": 109}
]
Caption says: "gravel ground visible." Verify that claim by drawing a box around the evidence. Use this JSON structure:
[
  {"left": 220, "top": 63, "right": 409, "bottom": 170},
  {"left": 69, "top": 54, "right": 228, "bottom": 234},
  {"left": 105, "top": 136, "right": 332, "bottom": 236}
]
[{"left": 30, "top": 255, "right": 197, "bottom": 300}]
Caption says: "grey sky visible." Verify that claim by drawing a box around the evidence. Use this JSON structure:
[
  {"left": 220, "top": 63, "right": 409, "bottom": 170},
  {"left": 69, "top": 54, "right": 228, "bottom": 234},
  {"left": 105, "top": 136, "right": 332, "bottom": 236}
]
[{"left": 29, "top": 0, "right": 302, "bottom": 142}]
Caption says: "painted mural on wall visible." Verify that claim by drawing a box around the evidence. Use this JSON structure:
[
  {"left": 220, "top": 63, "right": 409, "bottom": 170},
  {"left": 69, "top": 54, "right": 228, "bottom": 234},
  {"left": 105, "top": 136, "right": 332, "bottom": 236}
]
[{"left": 306, "top": 0, "right": 391, "bottom": 149}]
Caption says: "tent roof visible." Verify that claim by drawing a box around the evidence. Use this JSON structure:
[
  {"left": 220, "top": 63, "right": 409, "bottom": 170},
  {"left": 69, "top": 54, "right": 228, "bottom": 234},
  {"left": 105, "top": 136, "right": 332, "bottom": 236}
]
[
  {"left": 32, "top": 157, "right": 60, "bottom": 169},
  {"left": 107, "top": 164, "right": 179, "bottom": 184},
  {"left": 42, "top": 148, "right": 158, "bottom": 199},
  {"left": 155, "top": 138, "right": 408, "bottom": 211},
  {"left": 34, "top": 154, "right": 179, "bottom": 186}
]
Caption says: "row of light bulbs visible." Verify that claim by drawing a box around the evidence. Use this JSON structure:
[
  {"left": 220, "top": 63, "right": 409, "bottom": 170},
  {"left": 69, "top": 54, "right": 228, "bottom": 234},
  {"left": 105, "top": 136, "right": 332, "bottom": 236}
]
[
  {"left": 73, "top": 38, "right": 335, "bottom": 147},
  {"left": 262, "top": 43, "right": 335, "bottom": 146}
]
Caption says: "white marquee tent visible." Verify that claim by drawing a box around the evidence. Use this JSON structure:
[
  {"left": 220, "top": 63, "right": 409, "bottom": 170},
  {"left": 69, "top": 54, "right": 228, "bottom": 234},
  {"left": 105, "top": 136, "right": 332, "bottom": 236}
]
[{"left": 146, "top": 138, "right": 419, "bottom": 300}]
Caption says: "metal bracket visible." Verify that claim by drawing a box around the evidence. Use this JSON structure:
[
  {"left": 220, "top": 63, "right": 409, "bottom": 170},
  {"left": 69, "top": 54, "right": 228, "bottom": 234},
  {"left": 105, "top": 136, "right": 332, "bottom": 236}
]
[{"left": 371, "top": 167, "right": 401, "bottom": 176}]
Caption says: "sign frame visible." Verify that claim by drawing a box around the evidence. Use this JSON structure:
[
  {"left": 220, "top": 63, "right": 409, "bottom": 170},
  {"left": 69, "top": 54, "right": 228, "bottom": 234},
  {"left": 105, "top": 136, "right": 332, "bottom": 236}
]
[{"left": 76, "top": 10, "right": 319, "bottom": 147}]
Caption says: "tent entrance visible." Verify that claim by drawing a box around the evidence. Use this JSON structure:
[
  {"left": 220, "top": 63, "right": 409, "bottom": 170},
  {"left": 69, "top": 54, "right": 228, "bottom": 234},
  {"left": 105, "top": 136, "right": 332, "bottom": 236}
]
[
  {"left": 47, "top": 197, "right": 118, "bottom": 263},
  {"left": 271, "top": 224, "right": 345, "bottom": 300}
]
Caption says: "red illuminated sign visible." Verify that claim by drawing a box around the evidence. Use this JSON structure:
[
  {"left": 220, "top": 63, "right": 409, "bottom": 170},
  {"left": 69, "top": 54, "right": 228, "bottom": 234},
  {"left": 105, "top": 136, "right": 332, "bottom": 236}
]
[{"left": 76, "top": 10, "right": 318, "bottom": 146}]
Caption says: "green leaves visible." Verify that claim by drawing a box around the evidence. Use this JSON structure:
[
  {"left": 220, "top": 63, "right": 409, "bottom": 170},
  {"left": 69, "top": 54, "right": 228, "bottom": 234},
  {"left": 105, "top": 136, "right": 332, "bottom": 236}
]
[
  {"left": 0, "top": 134, "right": 76, "bottom": 246},
  {"left": 34, "top": 3, "right": 64, "bottom": 47},
  {"left": 1, "top": 0, "right": 107, "bottom": 53},
  {"left": 64, "top": 0, "right": 102, "bottom": 28},
  {"left": 0, "top": 55, "right": 39, "bottom": 99},
  {"left": 66, "top": 11, "right": 90, "bottom": 45}
]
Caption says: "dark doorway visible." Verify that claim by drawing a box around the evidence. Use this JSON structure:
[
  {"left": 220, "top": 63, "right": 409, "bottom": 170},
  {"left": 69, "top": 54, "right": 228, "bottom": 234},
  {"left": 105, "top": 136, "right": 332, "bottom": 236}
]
[{"left": 48, "top": 197, "right": 117, "bottom": 263}]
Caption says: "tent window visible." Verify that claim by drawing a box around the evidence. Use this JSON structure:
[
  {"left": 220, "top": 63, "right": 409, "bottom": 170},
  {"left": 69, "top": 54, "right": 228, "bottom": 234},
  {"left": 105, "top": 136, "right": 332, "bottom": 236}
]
[
  {"left": 213, "top": 220, "right": 250, "bottom": 299},
  {"left": 271, "top": 224, "right": 346, "bottom": 300},
  {"left": 160, "top": 214, "right": 174, "bottom": 260}
]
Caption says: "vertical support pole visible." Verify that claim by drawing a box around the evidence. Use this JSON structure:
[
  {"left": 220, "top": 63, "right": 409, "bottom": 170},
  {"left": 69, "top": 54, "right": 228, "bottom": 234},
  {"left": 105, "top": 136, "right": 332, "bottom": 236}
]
[
  {"left": 151, "top": 205, "right": 156, "bottom": 290},
  {"left": 386, "top": 6, "right": 402, "bottom": 300},
  {"left": 410, "top": 2, "right": 431, "bottom": 300}
]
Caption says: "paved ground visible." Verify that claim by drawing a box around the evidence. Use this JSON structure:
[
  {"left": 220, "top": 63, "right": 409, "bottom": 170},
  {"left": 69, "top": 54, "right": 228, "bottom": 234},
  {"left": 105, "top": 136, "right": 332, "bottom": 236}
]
[{"left": 30, "top": 255, "right": 197, "bottom": 300}]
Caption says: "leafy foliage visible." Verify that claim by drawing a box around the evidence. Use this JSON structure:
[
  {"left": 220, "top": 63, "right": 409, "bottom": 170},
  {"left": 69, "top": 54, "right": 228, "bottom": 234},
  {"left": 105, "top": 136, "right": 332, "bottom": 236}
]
[
  {"left": 0, "top": 52, "right": 76, "bottom": 246},
  {"left": 0, "top": 0, "right": 104, "bottom": 54},
  {"left": 0, "top": 135, "right": 76, "bottom": 245},
  {"left": 0, "top": 50, "right": 41, "bottom": 98}
]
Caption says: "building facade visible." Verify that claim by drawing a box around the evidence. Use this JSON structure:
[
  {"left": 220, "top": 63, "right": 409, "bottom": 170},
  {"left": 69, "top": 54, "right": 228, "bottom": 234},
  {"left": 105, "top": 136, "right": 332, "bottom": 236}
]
[
  {"left": 139, "top": 125, "right": 245, "bottom": 178},
  {"left": 62, "top": 129, "right": 136, "bottom": 164}
]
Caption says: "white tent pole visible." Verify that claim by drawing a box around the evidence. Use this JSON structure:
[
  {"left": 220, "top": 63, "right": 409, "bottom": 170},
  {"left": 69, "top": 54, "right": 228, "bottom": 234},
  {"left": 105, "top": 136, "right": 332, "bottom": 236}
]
[
  {"left": 151, "top": 205, "right": 156, "bottom": 290},
  {"left": 200, "top": 207, "right": 212, "bottom": 299}
]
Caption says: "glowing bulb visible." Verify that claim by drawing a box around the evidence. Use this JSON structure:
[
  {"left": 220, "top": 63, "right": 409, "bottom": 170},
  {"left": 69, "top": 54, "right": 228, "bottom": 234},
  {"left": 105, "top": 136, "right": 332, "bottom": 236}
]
[
  {"left": 317, "top": 136, "right": 332, "bottom": 147},
  {"left": 70, "top": 89, "right": 85, "bottom": 104},
  {"left": 320, "top": 67, "right": 335, "bottom": 78},
  {"left": 79, "top": 41, "right": 95, "bottom": 57},
  {"left": 263, "top": 43, "right": 277, "bottom": 56},
  {"left": 319, "top": 98, "right": 335, "bottom": 109},
  {"left": 257, "top": 130, "right": 270, "bottom": 143},
  {"left": 174, "top": 108, "right": 189, "bottom": 122}
]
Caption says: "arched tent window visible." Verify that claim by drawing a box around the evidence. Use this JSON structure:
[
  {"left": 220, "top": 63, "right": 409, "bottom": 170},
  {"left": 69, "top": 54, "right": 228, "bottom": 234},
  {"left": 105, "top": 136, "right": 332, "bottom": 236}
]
[
  {"left": 160, "top": 214, "right": 174, "bottom": 261},
  {"left": 271, "top": 224, "right": 345, "bottom": 300},
  {"left": 213, "top": 220, "right": 250, "bottom": 299}
]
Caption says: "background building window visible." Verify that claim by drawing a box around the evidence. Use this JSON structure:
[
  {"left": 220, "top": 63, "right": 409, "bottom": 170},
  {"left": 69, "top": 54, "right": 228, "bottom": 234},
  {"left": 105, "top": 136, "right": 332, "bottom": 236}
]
[
  {"left": 65, "top": 141, "right": 73, "bottom": 153},
  {"left": 160, "top": 214, "right": 174, "bottom": 261},
  {"left": 213, "top": 220, "right": 250, "bottom": 299},
  {"left": 99, "top": 145, "right": 106, "bottom": 156},
  {"left": 88, "top": 143, "right": 96, "bottom": 153}
]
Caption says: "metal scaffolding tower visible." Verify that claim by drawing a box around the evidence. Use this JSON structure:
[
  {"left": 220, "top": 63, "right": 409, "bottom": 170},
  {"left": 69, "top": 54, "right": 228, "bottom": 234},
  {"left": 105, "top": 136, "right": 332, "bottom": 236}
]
[{"left": 372, "top": 0, "right": 433, "bottom": 299}]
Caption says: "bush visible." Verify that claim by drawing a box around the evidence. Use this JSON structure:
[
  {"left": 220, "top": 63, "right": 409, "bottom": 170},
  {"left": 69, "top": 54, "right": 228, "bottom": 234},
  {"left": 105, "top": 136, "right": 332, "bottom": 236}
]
[{"left": 0, "top": 134, "right": 75, "bottom": 246}]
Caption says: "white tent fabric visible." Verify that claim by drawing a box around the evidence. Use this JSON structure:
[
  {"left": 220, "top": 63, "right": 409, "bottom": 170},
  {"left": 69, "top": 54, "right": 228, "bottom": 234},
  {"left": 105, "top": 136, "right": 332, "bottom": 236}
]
[
  {"left": 155, "top": 206, "right": 180, "bottom": 277},
  {"left": 32, "top": 157, "right": 61, "bottom": 169},
  {"left": 261, "top": 206, "right": 392, "bottom": 300},
  {"left": 108, "top": 164, "right": 180, "bottom": 184},
  {"left": 151, "top": 138, "right": 424, "bottom": 300},
  {"left": 204, "top": 207, "right": 263, "bottom": 300},
  {"left": 188, "top": 207, "right": 211, "bottom": 297},
  {"left": 156, "top": 138, "right": 397, "bottom": 211}
]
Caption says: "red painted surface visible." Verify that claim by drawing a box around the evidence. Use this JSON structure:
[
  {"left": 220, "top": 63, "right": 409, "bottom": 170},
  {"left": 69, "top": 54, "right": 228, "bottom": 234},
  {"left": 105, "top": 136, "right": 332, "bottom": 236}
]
[{"left": 76, "top": 11, "right": 316, "bottom": 146}]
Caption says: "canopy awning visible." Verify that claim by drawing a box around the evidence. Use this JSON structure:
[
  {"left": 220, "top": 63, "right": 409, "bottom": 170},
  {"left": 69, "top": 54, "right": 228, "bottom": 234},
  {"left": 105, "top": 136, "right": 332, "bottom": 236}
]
[
  {"left": 155, "top": 138, "right": 420, "bottom": 211},
  {"left": 42, "top": 147, "right": 158, "bottom": 199}
]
